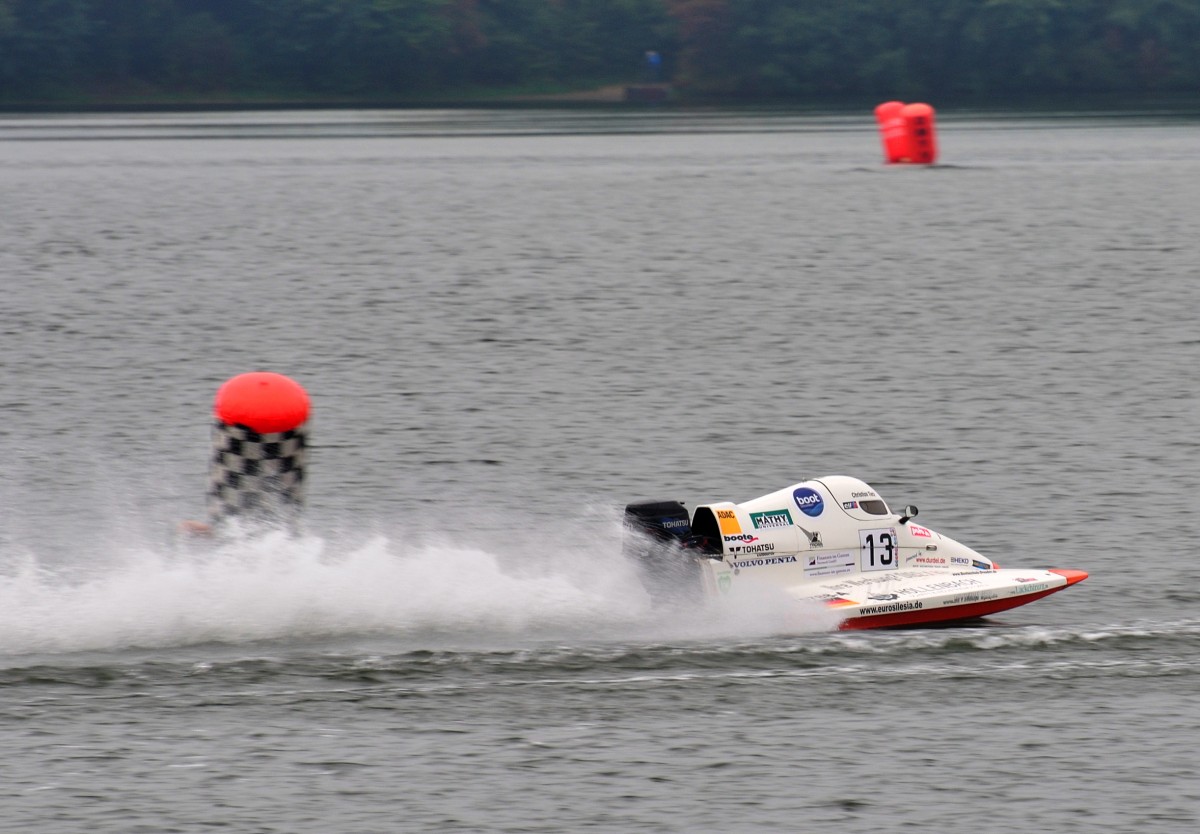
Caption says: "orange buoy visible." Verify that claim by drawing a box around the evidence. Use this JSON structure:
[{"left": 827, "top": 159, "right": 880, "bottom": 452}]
[
  {"left": 208, "top": 372, "right": 310, "bottom": 529},
  {"left": 874, "top": 100, "right": 909, "bottom": 164},
  {"left": 874, "top": 101, "right": 938, "bottom": 165},
  {"left": 901, "top": 102, "right": 937, "bottom": 164},
  {"left": 214, "top": 371, "right": 310, "bottom": 433}
]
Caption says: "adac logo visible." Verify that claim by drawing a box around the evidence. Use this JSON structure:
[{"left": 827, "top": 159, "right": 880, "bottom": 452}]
[
  {"left": 715, "top": 508, "right": 742, "bottom": 535},
  {"left": 792, "top": 487, "right": 824, "bottom": 517}
]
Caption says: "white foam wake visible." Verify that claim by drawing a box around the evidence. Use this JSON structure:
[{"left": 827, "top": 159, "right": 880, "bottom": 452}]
[{"left": 0, "top": 523, "right": 838, "bottom": 656}]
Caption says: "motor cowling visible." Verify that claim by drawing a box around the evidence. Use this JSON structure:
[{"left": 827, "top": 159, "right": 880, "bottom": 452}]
[{"left": 622, "top": 499, "right": 700, "bottom": 603}]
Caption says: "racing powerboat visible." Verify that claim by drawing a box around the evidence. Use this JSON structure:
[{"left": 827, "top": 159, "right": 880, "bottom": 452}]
[{"left": 623, "top": 476, "right": 1087, "bottom": 629}]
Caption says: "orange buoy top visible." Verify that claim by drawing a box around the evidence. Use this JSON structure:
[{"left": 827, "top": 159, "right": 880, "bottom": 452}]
[
  {"left": 873, "top": 100, "right": 904, "bottom": 124},
  {"left": 213, "top": 372, "right": 310, "bottom": 433}
]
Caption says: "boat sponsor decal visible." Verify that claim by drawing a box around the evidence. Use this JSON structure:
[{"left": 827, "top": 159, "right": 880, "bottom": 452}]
[
  {"left": 819, "top": 594, "right": 858, "bottom": 608},
  {"left": 851, "top": 490, "right": 878, "bottom": 499},
  {"left": 808, "top": 564, "right": 853, "bottom": 578},
  {"left": 661, "top": 517, "right": 689, "bottom": 531},
  {"left": 806, "top": 552, "right": 854, "bottom": 567},
  {"left": 905, "top": 554, "right": 948, "bottom": 566},
  {"left": 942, "top": 591, "right": 999, "bottom": 607},
  {"left": 842, "top": 501, "right": 858, "bottom": 510},
  {"left": 894, "top": 577, "right": 985, "bottom": 597},
  {"left": 972, "top": 560, "right": 992, "bottom": 571},
  {"left": 730, "top": 554, "right": 797, "bottom": 569},
  {"left": 728, "top": 542, "right": 776, "bottom": 555},
  {"left": 805, "top": 551, "right": 855, "bottom": 577},
  {"left": 751, "top": 509, "right": 793, "bottom": 529},
  {"left": 868, "top": 593, "right": 899, "bottom": 601},
  {"left": 716, "top": 509, "right": 742, "bottom": 535},
  {"left": 1010, "top": 581, "right": 1050, "bottom": 594},
  {"left": 909, "top": 524, "right": 932, "bottom": 538},
  {"left": 821, "top": 568, "right": 948, "bottom": 592},
  {"left": 1015, "top": 576, "right": 1039, "bottom": 582},
  {"left": 793, "top": 487, "right": 824, "bottom": 517},
  {"left": 859, "top": 600, "right": 924, "bottom": 616},
  {"left": 723, "top": 533, "right": 759, "bottom": 543},
  {"left": 859, "top": 527, "right": 899, "bottom": 572},
  {"left": 716, "top": 572, "right": 732, "bottom": 593},
  {"left": 950, "top": 556, "right": 971, "bottom": 567}
]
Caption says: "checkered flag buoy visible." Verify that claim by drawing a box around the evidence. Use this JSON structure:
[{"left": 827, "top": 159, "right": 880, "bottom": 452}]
[{"left": 206, "top": 372, "right": 310, "bottom": 532}]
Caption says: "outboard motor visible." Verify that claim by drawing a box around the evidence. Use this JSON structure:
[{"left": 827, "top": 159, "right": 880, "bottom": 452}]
[{"left": 622, "top": 499, "right": 700, "bottom": 603}]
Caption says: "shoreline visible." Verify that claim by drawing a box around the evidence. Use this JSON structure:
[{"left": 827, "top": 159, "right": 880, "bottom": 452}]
[{"left": 2, "top": 88, "right": 1198, "bottom": 115}]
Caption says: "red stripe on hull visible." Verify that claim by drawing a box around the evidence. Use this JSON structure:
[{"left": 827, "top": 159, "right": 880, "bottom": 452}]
[{"left": 838, "top": 585, "right": 1070, "bottom": 630}]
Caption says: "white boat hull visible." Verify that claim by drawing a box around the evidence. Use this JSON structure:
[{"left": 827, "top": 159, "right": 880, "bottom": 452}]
[
  {"left": 755, "top": 566, "right": 1085, "bottom": 629},
  {"left": 626, "top": 475, "right": 1088, "bottom": 630}
]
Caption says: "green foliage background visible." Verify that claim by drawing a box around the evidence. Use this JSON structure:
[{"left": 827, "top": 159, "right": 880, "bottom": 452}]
[{"left": 1, "top": 0, "right": 1197, "bottom": 103}]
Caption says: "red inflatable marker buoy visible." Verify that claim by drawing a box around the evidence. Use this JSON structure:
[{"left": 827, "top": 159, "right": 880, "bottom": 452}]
[
  {"left": 901, "top": 102, "right": 937, "bottom": 164},
  {"left": 874, "top": 101, "right": 938, "bottom": 165},
  {"left": 214, "top": 371, "right": 310, "bottom": 434},
  {"left": 874, "top": 100, "right": 909, "bottom": 164},
  {"left": 207, "top": 371, "right": 310, "bottom": 529}
]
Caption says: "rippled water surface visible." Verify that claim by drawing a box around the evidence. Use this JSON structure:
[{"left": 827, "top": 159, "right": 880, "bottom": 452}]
[{"left": 1, "top": 108, "right": 1198, "bottom": 832}]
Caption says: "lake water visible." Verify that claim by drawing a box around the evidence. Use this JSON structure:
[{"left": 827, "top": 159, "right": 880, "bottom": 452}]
[{"left": 1, "top": 107, "right": 1198, "bottom": 832}]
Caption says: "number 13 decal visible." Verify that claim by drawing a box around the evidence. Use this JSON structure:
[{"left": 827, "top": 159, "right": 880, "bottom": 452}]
[{"left": 860, "top": 528, "right": 899, "bottom": 572}]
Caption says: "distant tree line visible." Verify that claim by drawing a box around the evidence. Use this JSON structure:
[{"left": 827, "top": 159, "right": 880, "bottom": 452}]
[
  {"left": 1, "top": 0, "right": 1198, "bottom": 104},
  {"left": 669, "top": 0, "right": 1200, "bottom": 98}
]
